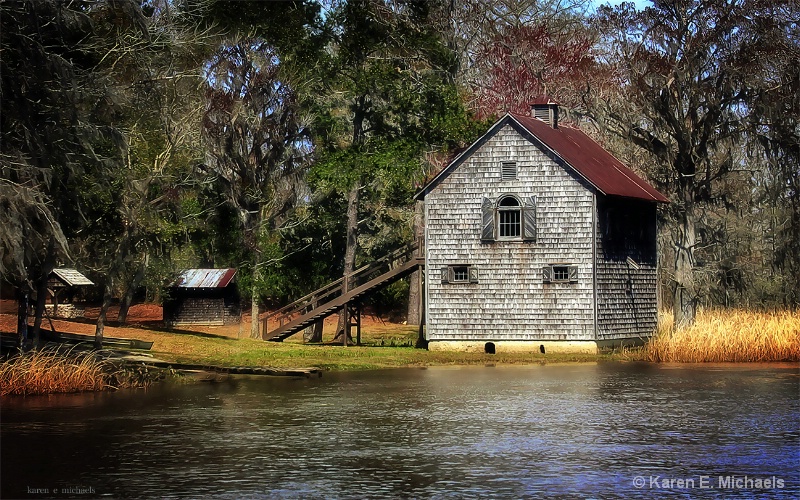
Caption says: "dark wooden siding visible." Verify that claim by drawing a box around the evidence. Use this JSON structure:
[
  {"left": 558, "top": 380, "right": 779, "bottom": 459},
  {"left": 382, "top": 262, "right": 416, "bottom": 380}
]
[
  {"left": 425, "top": 124, "right": 596, "bottom": 341},
  {"left": 163, "top": 288, "right": 240, "bottom": 326},
  {"left": 595, "top": 197, "right": 659, "bottom": 339}
]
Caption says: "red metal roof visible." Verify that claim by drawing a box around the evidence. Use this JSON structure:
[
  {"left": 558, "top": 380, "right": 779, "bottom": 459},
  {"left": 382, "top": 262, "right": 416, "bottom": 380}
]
[
  {"left": 509, "top": 113, "right": 669, "bottom": 203},
  {"left": 415, "top": 113, "right": 669, "bottom": 203},
  {"left": 171, "top": 268, "right": 237, "bottom": 288}
]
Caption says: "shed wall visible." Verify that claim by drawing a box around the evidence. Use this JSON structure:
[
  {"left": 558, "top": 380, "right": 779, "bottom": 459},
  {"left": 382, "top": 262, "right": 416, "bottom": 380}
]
[
  {"left": 595, "top": 198, "right": 659, "bottom": 339},
  {"left": 425, "top": 124, "right": 596, "bottom": 341},
  {"left": 164, "top": 289, "right": 240, "bottom": 326}
]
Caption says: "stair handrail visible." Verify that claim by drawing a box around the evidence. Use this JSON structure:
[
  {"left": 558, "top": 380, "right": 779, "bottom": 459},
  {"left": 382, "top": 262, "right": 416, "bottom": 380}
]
[
  {"left": 265, "top": 241, "right": 420, "bottom": 328},
  {"left": 264, "top": 254, "right": 424, "bottom": 341}
]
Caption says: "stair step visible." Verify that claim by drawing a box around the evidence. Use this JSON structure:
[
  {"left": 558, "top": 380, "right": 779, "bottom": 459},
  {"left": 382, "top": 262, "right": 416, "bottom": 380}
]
[{"left": 265, "top": 258, "right": 423, "bottom": 340}]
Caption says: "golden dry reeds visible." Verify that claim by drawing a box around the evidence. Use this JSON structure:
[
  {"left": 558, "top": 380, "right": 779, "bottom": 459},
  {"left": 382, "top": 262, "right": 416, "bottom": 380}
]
[
  {"left": 0, "top": 347, "right": 111, "bottom": 396},
  {"left": 645, "top": 309, "right": 800, "bottom": 363}
]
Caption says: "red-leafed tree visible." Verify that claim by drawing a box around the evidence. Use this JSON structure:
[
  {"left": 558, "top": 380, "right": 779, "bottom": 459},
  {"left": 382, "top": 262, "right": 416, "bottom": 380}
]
[{"left": 472, "top": 22, "right": 601, "bottom": 119}]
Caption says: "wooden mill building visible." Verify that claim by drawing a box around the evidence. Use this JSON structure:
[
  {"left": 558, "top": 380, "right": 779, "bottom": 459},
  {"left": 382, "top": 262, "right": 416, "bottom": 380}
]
[
  {"left": 163, "top": 268, "right": 240, "bottom": 327},
  {"left": 414, "top": 102, "right": 669, "bottom": 353}
]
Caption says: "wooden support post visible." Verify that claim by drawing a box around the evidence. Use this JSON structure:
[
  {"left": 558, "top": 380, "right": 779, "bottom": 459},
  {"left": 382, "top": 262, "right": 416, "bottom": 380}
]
[
  {"left": 342, "top": 305, "right": 349, "bottom": 347},
  {"left": 354, "top": 303, "right": 361, "bottom": 346},
  {"left": 416, "top": 267, "right": 427, "bottom": 349},
  {"left": 343, "top": 302, "right": 361, "bottom": 346}
]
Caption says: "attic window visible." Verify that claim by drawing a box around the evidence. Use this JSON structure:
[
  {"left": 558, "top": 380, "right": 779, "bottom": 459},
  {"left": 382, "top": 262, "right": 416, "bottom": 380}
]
[
  {"left": 498, "top": 196, "right": 521, "bottom": 238},
  {"left": 501, "top": 161, "right": 517, "bottom": 180},
  {"left": 481, "top": 195, "right": 537, "bottom": 242}
]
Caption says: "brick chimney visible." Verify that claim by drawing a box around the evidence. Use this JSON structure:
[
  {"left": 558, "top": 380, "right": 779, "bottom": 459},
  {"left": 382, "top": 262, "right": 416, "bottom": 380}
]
[{"left": 530, "top": 99, "right": 559, "bottom": 128}]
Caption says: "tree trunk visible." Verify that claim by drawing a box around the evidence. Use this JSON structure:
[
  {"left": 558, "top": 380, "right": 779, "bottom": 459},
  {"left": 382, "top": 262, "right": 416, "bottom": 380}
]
[
  {"left": 118, "top": 255, "right": 147, "bottom": 324},
  {"left": 250, "top": 293, "right": 261, "bottom": 339},
  {"left": 30, "top": 274, "right": 49, "bottom": 349},
  {"left": 673, "top": 186, "right": 698, "bottom": 329},
  {"left": 303, "top": 298, "right": 324, "bottom": 344},
  {"left": 303, "top": 320, "right": 324, "bottom": 343},
  {"left": 30, "top": 240, "right": 56, "bottom": 348},
  {"left": 16, "top": 290, "right": 29, "bottom": 350},
  {"left": 95, "top": 278, "right": 114, "bottom": 349},
  {"left": 96, "top": 232, "right": 129, "bottom": 349},
  {"left": 333, "top": 183, "right": 360, "bottom": 345},
  {"left": 250, "top": 298, "right": 261, "bottom": 339},
  {"left": 407, "top": 200, "right": 424, "bottom": 325}
]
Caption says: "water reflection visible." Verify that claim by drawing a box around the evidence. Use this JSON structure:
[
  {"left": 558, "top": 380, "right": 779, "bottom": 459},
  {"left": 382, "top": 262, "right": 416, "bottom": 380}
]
[{"left": 2, "top": 363, "right": 798, "bottom": 498}]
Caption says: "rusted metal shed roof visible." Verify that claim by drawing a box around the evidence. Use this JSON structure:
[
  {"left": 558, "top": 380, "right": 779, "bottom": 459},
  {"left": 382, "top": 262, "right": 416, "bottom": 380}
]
[
  {"left": 51, "top": 268, "right": 94, "bottom": 286},
  {"left": 415, "top": 112, "right": 669, "bottom": 203},
  {"left": 171, "top": 269, "right": 237, "bottom": 288}
]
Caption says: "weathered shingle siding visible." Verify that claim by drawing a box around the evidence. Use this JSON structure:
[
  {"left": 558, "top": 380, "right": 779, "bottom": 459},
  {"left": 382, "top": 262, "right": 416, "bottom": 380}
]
[
  {"left": 425, "top": 124, "right": 596, "bottom": 341},
  {"left": 164, "top": 289, "right": 240, "bottom": 326},
  {"left": 595, "top": 198, "right": 659, "bottom": 339}
]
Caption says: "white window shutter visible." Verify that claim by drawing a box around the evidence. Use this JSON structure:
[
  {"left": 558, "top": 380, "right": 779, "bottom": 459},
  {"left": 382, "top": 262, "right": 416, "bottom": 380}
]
[
  {"left": 440, "top": 267, "right": 449, "bottom": 283},
  {"left": 469, "top": 266, "right": 479, "bottom": 283},
  {"left": 542, "top": 265, "right": 552, "bottom": 283}
]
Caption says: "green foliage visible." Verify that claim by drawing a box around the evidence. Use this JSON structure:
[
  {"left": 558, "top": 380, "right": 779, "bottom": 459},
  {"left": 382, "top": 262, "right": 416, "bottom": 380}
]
[{"left": 367, "top": 279, "right": 410, "bottom": 322}]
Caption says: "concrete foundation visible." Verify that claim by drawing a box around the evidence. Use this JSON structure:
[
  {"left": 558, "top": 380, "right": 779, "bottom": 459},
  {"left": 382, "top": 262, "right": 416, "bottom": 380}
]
[{"left": 427, "top": 340, "right": 600, "bottom": 354}]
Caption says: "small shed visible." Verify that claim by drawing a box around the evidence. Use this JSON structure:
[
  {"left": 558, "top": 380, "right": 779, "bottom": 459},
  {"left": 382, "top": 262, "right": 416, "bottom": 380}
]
[
  {"left": 45, "top": 268, "right": 94, "bottom": 318},
  {"left": 163, "top": 269, "right": 240, "bottom": 327},
  {"left": 414, "top": 101, "right": 669, "bottom": 354}
]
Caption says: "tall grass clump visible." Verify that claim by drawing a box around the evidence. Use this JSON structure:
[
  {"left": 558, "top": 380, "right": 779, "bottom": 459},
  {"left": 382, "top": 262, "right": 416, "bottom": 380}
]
[
  {"left": 1, "top": 348, "right": 117, "bottom": 396},
  {"left": 646, "top": 309, "right": 800, "bottom": 362}
]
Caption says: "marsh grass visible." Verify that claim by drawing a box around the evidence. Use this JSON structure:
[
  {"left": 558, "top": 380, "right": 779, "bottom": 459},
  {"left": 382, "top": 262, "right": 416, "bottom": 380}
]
[
  {"left": 0, "top": 347, "right": 159, "bottom": 396},
  {"left": 645, "top": 309, "right": 800, "bottom": 362}
]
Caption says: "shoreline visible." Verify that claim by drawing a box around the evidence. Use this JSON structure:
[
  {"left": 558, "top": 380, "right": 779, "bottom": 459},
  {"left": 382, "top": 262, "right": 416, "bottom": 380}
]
[
  {"left": 2, "top": 346, "right": 798, "bottom": 398},
  {"left": 1, "top": 306, "right": 798, "bottom": 396}
]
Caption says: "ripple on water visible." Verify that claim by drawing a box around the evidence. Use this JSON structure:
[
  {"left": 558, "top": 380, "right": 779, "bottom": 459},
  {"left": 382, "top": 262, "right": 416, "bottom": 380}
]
[{"left": 1, "top": 364, "right": 798, "bottom": 499}]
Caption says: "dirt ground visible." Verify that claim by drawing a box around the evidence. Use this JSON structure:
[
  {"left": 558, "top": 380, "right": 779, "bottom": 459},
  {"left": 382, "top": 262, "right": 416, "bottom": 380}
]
[{"left": 0, "top": 300, "right": 410, "bottom": 342}]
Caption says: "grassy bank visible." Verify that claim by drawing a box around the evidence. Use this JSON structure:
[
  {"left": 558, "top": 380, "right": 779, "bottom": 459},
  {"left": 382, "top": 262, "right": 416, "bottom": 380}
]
[
  {"left": 645, "top": 309, "right": 800, "bottom": 362},
  {"left": 2, "top": 309, "right": 796, "bottom": 394},
  {"left": 0, "top": 347, "right": 165, "bottom": 396},
  {"left": 144, "top": 309, "right": 798, "bottom": 368},
  {"left": 143, "top": 329, "right": 610, "bottom": 371}
]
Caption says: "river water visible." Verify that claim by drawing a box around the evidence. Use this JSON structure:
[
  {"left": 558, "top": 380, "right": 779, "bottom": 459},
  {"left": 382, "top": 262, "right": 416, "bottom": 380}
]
[{"left": 2, "top": 363, "right": 798, "bottom": 499}]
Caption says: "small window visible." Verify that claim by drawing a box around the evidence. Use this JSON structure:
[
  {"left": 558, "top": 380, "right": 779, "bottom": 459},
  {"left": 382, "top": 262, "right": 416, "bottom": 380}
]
[
  {"left": 552, "top": 266, "right": 570, "bottom": 281},
  {"left": 501, "top": 161, "right": 517, "bottom": 180},
  {"left": 542, "top": 264, "right": 578, "bottom": 283},
  {"left": 441, "top": 265, "right": 479, "bottom": 284},
  {"left": 497, "top": 196, "right": 521, "bottom": 238},
  {"left": 452, "top": 266, "right": 469, "bottom": 282}
]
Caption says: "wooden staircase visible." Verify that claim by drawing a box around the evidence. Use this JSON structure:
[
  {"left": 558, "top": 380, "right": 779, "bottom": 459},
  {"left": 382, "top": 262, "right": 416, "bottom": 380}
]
[{"left": 262, "top": 242, "right": 424, "bottom": 342}]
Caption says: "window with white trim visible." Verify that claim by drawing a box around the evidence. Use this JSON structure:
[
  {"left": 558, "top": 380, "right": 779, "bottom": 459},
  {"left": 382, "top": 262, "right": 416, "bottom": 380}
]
[
  {"left": 441, "top": 265, "right": 479, "bottom": 284},
  {"left": 498, "top": 196, "right": 521, "bottom": 238},
  {"left": 542, "top": 264, "right": 578, "bottom": 283},
  {"left": 481, "top": 195, "right": 537, "bottom": 242}
]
